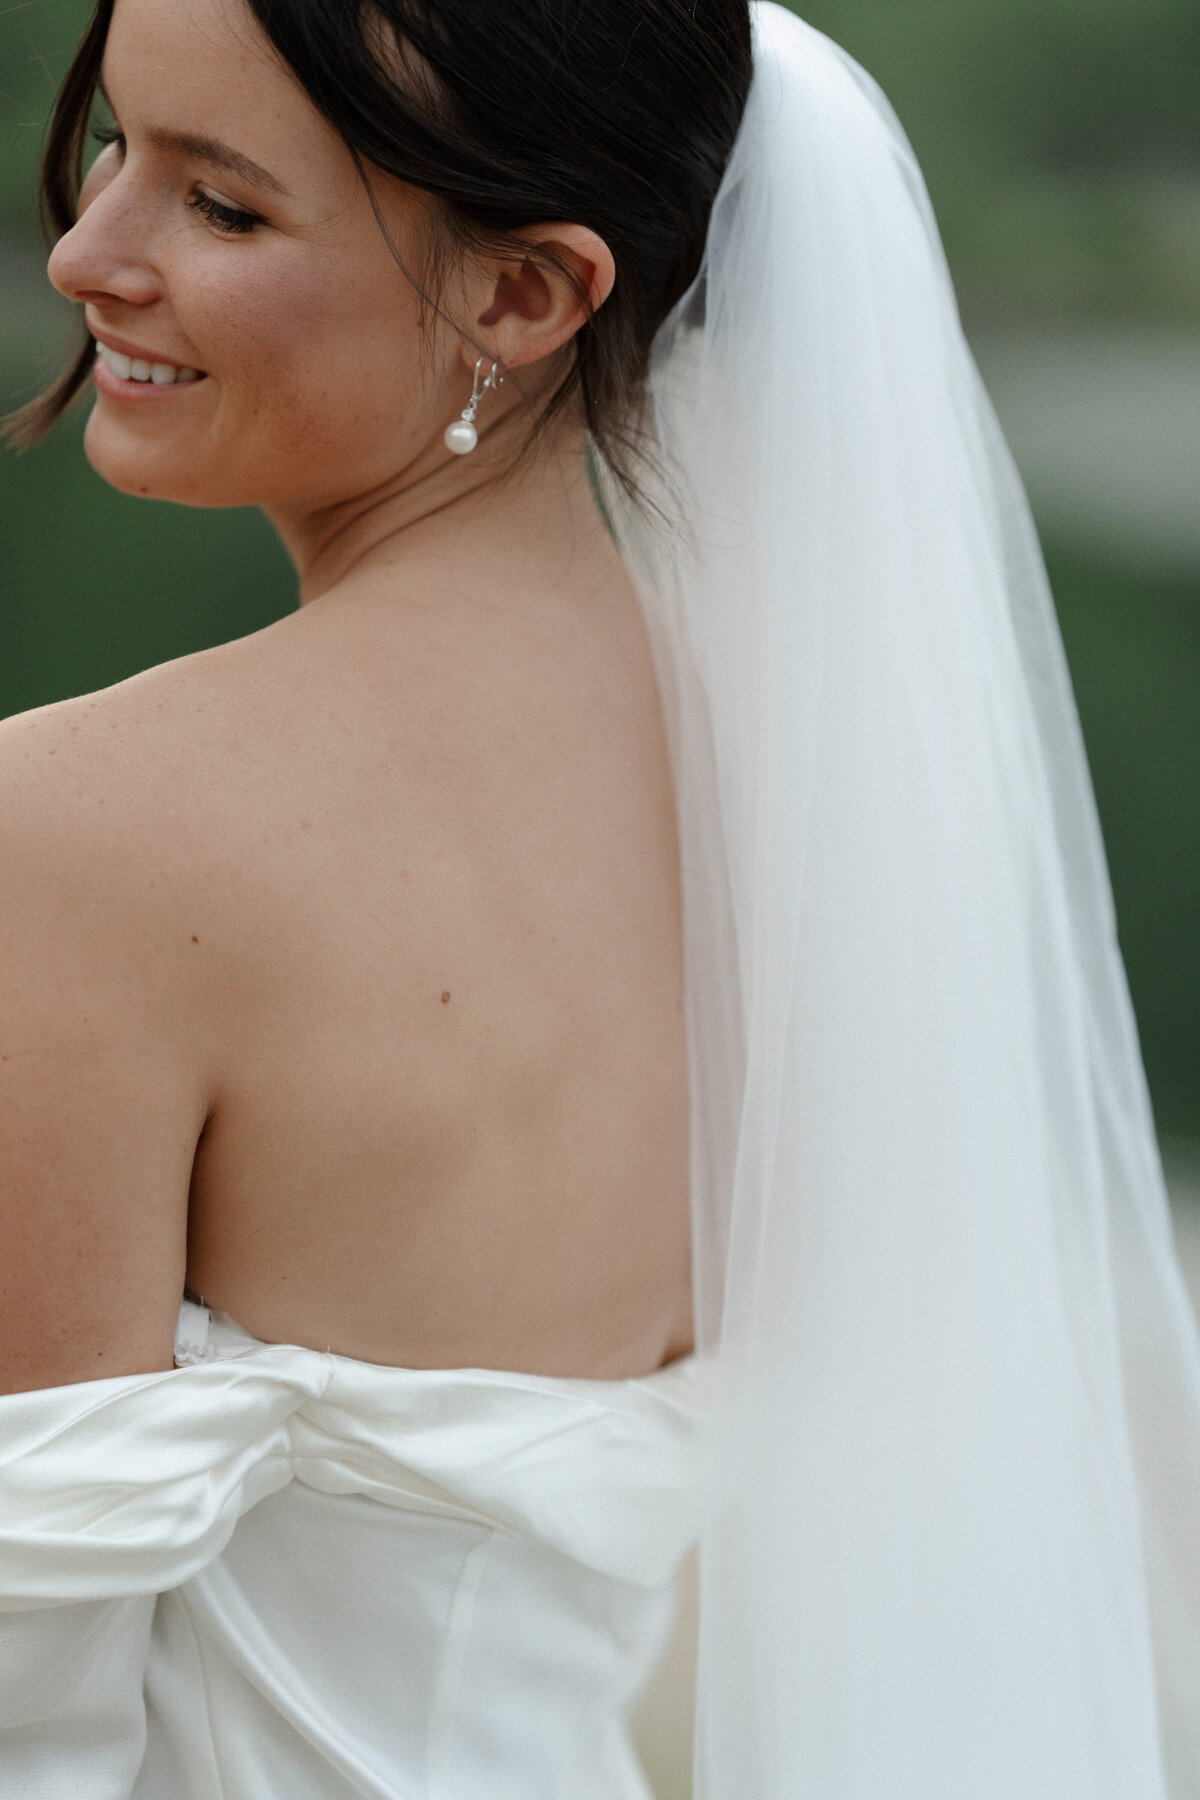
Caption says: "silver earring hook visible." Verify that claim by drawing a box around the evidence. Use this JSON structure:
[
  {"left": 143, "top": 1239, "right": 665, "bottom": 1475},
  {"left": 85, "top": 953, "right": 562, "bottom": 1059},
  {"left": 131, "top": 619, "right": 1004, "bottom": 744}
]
[
  {"left": 463, "top": 357, "right": 504, "bottom": 423},
  {"left": 444, "top": 358, "right": 504, "bottom": 455}
]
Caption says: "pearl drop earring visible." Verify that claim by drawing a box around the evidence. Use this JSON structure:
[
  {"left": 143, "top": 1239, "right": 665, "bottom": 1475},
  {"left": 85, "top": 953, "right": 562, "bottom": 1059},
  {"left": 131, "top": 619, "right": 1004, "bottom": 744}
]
[{"left": 444, "top": 357, "right": 503, "bottom": 454}]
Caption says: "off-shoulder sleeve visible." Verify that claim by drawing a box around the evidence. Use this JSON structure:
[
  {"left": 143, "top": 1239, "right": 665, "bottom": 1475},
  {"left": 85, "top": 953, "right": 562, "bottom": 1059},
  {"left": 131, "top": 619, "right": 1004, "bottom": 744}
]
[
  {"left": 0, "top": 1346, "right": 330, "bottom": 1797},
  {"left": 0, "top": 1348, "right": 330, "bottom": 1609}
]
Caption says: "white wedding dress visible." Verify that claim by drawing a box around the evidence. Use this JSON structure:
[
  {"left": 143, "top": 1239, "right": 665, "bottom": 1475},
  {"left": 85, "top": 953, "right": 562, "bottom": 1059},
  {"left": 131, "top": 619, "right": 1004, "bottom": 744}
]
[{"left": 0, "top": 1301, "right": 706, "bottom": 1799}]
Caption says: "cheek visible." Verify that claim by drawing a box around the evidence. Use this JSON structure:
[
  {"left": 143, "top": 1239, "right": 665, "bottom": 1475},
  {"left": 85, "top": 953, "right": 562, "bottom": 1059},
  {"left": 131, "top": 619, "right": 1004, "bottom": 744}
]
[
  {"left": 182, "top": 244, "right": 440, "bottom": 476},
  {"left": 82, "top": 223, "right": 451, "bottom": 510}
]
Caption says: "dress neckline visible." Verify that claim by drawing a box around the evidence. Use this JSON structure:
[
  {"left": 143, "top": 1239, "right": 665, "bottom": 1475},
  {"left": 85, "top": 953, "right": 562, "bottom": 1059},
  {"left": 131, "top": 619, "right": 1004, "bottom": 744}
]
[{"left": 174, "top": 1297, "right": 700, "bottom": 1395}]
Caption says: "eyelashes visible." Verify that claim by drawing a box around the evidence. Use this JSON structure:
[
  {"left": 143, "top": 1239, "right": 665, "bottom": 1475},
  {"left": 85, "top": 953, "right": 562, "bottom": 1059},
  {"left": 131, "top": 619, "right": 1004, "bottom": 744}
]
[
  {"left": 88, "top": 122, "right": 260, "bottom": 237},
  {"left": 186, "top": 191, "right": 259, "bottom": 236}
]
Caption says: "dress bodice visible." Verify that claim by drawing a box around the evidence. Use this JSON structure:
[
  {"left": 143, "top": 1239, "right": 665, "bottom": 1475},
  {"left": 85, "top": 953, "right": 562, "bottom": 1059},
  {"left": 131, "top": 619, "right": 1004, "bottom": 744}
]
[{"left": 0, "top": 1302, "right": 708, "bottom": 1799}]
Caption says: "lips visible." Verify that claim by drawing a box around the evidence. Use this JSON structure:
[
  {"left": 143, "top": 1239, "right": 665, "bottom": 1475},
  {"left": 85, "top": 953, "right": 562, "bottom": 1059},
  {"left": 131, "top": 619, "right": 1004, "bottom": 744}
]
[{"left": 94, "top": 340, "right": 205, "bottom": 385}]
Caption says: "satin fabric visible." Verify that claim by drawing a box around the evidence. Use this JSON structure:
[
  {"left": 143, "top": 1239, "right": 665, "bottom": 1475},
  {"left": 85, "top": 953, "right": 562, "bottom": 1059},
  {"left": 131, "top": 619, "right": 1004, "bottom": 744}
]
[{"left": 0, "top": 1302, "right": 707, "bottom": 1799}]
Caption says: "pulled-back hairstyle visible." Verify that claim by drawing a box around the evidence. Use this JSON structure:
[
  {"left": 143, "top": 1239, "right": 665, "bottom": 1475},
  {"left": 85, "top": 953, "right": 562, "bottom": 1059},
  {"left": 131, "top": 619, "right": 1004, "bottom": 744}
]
[{"left": 8, "top": 0, "right": 754, "bottom": 493}]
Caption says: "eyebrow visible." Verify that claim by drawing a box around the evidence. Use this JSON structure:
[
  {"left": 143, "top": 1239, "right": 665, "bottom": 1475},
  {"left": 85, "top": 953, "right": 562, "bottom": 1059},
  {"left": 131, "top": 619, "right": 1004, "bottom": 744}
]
[
  {"left": 94, "top": 83, "right": 289, "bottom": 198},
  {"left": 144, "top": 128, "right": 289, "bottom": 198}
]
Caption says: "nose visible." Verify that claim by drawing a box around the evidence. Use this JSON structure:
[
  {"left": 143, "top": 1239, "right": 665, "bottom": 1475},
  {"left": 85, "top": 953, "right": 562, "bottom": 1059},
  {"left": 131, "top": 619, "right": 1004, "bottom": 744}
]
[{"left": 48, "top": 163, "right": 163, "bottom": 313}]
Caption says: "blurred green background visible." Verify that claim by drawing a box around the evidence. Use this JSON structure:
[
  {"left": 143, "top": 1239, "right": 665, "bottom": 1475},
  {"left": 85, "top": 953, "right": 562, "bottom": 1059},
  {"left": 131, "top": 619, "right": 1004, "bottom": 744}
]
[{"left": 1, "top": 0, "right": 1198, "bottom": 1137}]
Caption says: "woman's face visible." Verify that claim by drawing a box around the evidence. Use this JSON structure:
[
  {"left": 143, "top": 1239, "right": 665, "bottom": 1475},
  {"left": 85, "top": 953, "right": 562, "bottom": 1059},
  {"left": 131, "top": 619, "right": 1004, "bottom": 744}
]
[{"left": 48, "top": 0, "right": 467, "bottom": 511}]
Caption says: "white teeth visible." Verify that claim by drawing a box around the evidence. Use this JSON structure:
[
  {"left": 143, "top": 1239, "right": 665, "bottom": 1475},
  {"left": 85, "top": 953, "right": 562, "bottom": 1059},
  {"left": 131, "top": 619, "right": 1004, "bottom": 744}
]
[{"left": 95, "top": 342, "right": 204, "bottom": 385}]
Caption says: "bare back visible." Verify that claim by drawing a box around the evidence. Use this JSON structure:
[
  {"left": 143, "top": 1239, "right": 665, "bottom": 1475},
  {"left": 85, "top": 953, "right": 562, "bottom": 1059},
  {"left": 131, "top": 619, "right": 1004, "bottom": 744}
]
[
  {"left": 187, "top": 479, "right": 691, "bottom": 1376},
  {"left": 0, "top": 461, "right": 691, "bottom": 1387}
]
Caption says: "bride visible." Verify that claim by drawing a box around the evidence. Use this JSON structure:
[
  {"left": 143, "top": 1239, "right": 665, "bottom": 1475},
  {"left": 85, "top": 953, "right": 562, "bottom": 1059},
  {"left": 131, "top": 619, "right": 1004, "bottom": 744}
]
[{"left": 3, "top": 0, "right": 1200, "bottom": 1794}]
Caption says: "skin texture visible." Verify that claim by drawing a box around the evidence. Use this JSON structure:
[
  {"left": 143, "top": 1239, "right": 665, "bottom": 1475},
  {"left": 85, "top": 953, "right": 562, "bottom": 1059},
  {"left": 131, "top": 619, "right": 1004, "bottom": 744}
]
[{"left": 0, "top": 0, "right": 691, "bottom": 1390}]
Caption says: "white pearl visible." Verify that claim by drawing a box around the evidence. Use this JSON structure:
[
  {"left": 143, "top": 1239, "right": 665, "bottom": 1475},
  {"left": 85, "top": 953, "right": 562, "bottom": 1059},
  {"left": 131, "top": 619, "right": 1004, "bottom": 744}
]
[{"left": 444, "top": 419, "right": 478, "bottom": 454}]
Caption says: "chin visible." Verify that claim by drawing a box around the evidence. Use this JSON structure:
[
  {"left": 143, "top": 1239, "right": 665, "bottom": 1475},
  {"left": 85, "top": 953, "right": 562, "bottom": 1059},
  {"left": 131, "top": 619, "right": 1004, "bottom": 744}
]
[{"left": 82, "top": 402, "right": 247, "bottom": 509}]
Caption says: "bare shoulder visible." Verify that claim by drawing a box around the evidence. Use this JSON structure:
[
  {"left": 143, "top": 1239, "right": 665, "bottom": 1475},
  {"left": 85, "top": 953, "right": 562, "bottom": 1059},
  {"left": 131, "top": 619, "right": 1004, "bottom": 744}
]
[
  {"left": 0, "top": 614, "right": 321, "bottom": 912},
  {"left": 0, "top": 662, "right": 214, "bottom": 970},
  {"left": 0, "top": 620, "right": 288, "bottom": 828}
]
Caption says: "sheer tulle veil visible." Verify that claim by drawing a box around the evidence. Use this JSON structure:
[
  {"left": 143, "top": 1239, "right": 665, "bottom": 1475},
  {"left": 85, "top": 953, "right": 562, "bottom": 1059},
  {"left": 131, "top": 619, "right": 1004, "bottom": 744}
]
[{"left": 606, "top": 6, "right": 1200, "bottom": 1794}]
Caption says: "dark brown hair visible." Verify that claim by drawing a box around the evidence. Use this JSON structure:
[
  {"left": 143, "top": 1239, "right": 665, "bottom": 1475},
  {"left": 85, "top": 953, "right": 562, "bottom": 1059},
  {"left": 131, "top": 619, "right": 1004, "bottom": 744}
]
[{"left": 8, "top": 0, "right": 753, "bottom": 494}]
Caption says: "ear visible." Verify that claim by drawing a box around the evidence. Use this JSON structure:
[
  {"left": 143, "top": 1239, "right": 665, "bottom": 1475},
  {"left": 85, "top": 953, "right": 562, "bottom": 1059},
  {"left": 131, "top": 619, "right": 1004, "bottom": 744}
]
[{"left": 466, "top": 223, "right": 615, "bottom": 373}]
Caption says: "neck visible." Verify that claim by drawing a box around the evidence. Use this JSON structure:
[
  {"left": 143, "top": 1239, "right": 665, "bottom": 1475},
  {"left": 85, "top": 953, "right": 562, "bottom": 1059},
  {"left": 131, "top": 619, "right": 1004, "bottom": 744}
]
[{"left": 265, "top": 390, "right": 597, "bottom": 607}]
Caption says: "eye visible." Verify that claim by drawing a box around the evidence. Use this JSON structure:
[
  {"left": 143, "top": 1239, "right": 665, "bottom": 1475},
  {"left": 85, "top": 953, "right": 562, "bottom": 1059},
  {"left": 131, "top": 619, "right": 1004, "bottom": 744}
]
[
  {"left": 187, "top": 190, "right": 260, "bottom": 237},
  {"left": 90, "top": 122, "right": 126, "bottom": 153}
]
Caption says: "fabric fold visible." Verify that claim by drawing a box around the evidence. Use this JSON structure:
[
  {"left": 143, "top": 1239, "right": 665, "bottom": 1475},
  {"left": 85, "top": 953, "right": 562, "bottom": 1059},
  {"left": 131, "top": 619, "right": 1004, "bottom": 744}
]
[
  {"left": 0, "top": 1346, "right": 331, "bottom": 1610},
  {"left": 0, "top": 1304, "right": 707, "bottom": 1612}
]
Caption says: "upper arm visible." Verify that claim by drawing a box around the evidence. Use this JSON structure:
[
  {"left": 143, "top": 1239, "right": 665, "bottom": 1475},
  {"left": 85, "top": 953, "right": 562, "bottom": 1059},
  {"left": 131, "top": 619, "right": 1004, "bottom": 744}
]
[{"left": 0, "top": 706, "right": 211, "bottom": 1392}]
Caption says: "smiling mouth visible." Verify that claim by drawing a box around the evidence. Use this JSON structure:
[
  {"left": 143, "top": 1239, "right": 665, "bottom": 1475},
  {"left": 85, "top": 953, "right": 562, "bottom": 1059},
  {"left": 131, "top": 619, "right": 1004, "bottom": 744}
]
[{"left": 95, "top": 341, "right": 206, "bottom": 386}]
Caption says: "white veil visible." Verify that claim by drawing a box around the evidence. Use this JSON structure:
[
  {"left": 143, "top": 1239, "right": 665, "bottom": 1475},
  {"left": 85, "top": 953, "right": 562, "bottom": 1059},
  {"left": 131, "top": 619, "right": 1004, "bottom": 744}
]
[{"left": 609, "top": 7, "right": 1200, "bottom": 1795}]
